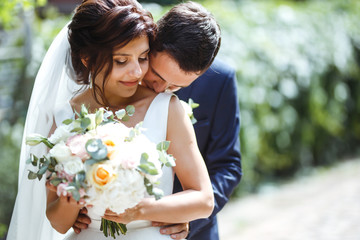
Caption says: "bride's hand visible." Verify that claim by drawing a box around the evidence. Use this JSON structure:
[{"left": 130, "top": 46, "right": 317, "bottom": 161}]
[
  {"left": 58, "top": 193, "right": 85, "bottom": 209},
  {"left": 102, "top": 206, "right": 139, "bottom": 224}
]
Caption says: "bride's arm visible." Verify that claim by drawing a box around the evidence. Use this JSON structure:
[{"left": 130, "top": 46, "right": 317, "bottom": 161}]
[
  {"left": 105, "top": 96, "right": 214, "bottom": 223},
  {"left": 45, "top": 122, "right": 84, "bottom": 234}
]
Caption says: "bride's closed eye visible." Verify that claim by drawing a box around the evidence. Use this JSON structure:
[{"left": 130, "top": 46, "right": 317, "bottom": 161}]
[
  {"left": 114, "top": 58, "right": 127, "bottom": 65},
  {"left": 139, "top": 54, "right": 149, "bottom": 62}
]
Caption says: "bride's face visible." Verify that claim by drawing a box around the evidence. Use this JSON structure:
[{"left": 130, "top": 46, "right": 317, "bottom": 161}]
[{"left": 95, "top": 35, "right": 150, "bottom": 103}]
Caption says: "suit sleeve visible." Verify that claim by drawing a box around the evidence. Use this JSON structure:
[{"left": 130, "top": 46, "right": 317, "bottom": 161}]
[{"left": 189, "top": 68, "right": 242, "bottom": 237}]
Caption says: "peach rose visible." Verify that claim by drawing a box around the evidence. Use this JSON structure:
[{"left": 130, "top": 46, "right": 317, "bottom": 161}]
[{"left": 88, "top": 164, "right": 116, "bottom": 188}]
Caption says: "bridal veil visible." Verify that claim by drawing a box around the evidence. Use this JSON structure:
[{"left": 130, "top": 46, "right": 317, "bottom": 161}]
[{"left": 7, "top": 23, "right": 80, "bottom": 240}]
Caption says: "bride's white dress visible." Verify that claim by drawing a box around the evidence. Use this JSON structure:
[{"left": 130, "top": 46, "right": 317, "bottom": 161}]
[{"left": 55, "top": 93, "right": 174, "bottom": 240}]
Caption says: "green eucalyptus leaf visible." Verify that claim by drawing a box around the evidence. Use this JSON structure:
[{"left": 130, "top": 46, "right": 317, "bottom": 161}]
[
  {"left": 50, "top": 178, "right": 63, "bottom": 186},
  {"left": 85, "top": 158, "right": 102, "bottom": 165},
  {"left": 50, "top": 156, "right": 57, "bottom": 166},
  {"left": 115, "top": 109, "right": 126, "bottom": 120},
  {"left": 140, "top": 153, "right": 149, "bottom": 164},
  {"left": 71, "top": 128, "right": 84, "bottom": 133},
  {"left": 165, "top": 154, "right": 176, "bottom": 167},
  {"left": 71, "top": 189, "right": 81, "bottom": 202},
  {"left": 37, "top": 173, "right": 43, "bottom": 181},
  {"left": 138, "top": 163, "right": 158, "bottom": 175},
  {"left": 157, "top": 141, "right": 170, "bottom": 151},
  {"left": 62, "top": 119, "right": 73, "bottom": 125},
  {"left": 38, "top": 164, "right": 48, "bottom": 175},
  {"left": 121, "top": 115, "right": 130, "bottom": 122},
  {"left": 86, "top": 139, "right": 108, "bottom": 160},
  {"left": 81, "top": 117, "right": 91, "bottom": 129},
  {"left": 126, "top": 105, "right": 135, "bottom": 116},
  {"left": 158, "top": 151, "right": 167, "bottom": 165},
  {"left": 76, "top": 171, "right": 86, "bottom": 183},
  {"left": 152, "top": 187, "right": 164, "bottom": 200},
  {"left": 28, "top": 171, "right": 38, "bottom": 180}
]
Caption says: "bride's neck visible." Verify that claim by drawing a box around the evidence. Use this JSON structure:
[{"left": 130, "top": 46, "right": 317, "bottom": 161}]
[{"left": 84, "top": 88, "right": 137, "bottom": 111}]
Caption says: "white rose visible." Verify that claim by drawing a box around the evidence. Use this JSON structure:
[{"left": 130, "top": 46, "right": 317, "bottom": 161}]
[
  {"left": 49, "top": 124, "right": 72, "bottom": 145},
  {"left": 63, "top": 157, "right": 84, "bottom": 175},
  {"left": 49, "top": 141, "right": 73, "bottom": 163}
]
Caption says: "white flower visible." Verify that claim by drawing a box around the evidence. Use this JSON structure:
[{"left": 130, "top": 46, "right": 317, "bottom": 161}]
[
  {"left": 85, "top": 113, "right": 97, "bottom": 130},
  {"left": 49, "top": 141, "right": 73, "bottom": 163},
  {"left": 97, "top": 122, "right": 130, "bottom": 142},
  {"left": 63, "top": 157, "right": 84, "bottom": 175},
  {"left": 49, "top": 124, "right": 72, "bottom": 145},
  {"left": 106, "top": 169, "right": 146, "bottom": 214},
  {"left": 26, "top": 133, "right": 45, "bottom": 146},
  {"left": 180, "top": 100, "right": 194, "bottom": 118}
]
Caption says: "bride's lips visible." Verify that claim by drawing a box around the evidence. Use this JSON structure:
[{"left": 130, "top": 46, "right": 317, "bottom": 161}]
[{"left": 119, "top": 80, "right": 139, "bottom": 87}]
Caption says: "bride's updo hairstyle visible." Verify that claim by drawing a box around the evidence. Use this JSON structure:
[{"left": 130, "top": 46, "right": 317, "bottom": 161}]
[{"left": 68, "top": 0, "right": 156, "bottom": 105}]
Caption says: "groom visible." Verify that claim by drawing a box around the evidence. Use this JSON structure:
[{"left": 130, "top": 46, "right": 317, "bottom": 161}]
[{"left": 73, "top": 2, "right": 242, "bottom": 239}]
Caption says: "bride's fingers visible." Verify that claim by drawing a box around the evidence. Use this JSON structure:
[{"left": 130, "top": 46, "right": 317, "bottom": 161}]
[
  {"left": 45, "top": 181, "right": 57, "bottom": 192},
  {"left": 104, "top": 209, "right": 117, "bottom": 216},
  {"left": 102, "top": 215, "right": 122, "bottom": 223}
]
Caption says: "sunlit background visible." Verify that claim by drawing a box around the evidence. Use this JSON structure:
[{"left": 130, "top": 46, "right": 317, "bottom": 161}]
[{"left": 1, "top": 0, "right": 359, "bottom": 239}]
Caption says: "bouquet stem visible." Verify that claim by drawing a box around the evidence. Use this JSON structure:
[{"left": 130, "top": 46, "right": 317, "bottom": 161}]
[{"left": 100, "top": 218, "right": 127, "bottom": 239}]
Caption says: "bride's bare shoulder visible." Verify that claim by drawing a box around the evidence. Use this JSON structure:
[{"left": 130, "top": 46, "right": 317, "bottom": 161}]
[{"left": 69, "top": 89, "right": 93, "bottom": 113}]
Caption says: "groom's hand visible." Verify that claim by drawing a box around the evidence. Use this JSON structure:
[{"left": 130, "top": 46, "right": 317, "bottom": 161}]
[
  {"left": 72, "top": 207, "right": 91, "bottom": 234},
  {"left": 152, "top": 222, "right": 189, "bottom": 240}
]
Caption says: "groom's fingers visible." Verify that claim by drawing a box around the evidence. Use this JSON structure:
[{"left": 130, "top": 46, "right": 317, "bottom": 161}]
[
  {"left": 158, "top": 223, "right": 189, "bottom": 239},
  {"left": 73, "top": 220, "right": 89, "bottom": 230},
  {"left": 72, "top": 226, "right": 81, "bottom": 234},
  {"left": 170, "top": 230, "right": 188, "bottom": 240},
  {"left": 76, "top": 214, "right": 91, "bottom": 225}
]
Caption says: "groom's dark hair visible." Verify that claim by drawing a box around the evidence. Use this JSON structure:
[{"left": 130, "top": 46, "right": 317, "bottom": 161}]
[{"left": 152, "top": 1, "right": 221, "bottom": 73}]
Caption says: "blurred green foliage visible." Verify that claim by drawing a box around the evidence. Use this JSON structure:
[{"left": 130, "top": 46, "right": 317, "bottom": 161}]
[
  {"left": 204, "top": 0, "right": 360, "bottom": 194},
  {"left": 1, "top": 0, "right": 360, "bottom": 236}
]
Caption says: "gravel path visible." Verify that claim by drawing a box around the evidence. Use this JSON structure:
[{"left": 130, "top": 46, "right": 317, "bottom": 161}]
[{"left": 218, "top": 158, "right": 360, "bottom": 240}]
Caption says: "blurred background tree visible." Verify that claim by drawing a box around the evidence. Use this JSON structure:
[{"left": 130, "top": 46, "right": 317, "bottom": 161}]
[{"left": 1, "top": 0, "right": 359, "bottom": 238}]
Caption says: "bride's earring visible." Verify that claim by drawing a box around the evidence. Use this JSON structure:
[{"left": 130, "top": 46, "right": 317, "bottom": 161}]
[{"left": 89, "top": 73, "right": 92, "bottom": 89}]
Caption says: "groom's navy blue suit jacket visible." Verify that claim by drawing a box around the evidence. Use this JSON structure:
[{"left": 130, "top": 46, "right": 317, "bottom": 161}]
[{"left": 175, "top": 58, "right": 242, "bottom": 240}]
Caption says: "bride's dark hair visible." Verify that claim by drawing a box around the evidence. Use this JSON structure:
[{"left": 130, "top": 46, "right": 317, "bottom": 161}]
[{"left": 68, "top": 0, "right": 156, "bottom": 106}]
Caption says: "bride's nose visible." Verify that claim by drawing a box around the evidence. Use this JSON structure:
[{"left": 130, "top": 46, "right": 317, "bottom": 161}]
[{"left": 128, "top": 61, "right": 142, "bottom": 79}]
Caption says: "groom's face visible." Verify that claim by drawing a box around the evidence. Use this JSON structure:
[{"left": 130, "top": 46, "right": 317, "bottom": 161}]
[{"left": 142, "top": 51, "right": 200, "bottom": 93}]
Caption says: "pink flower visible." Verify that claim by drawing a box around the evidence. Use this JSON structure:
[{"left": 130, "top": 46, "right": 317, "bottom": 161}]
[
  {"left": 66, "top": 134, "right": 90, "bottom": 160},
  {"left": 57, "top": 182, "right": 69, "bottom": 197},
  {"left": 56, "top": 167, "right": 74, "bottom": 182}
]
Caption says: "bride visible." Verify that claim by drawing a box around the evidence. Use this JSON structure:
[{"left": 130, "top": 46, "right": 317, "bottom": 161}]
[{"left": 7, "top": 0, "right": 213, "bottom": 239}]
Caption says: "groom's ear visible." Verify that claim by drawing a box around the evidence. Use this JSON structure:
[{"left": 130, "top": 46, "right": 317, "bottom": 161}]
[{"left": 81, "top": 56, "right": 89, "bottom": 68}]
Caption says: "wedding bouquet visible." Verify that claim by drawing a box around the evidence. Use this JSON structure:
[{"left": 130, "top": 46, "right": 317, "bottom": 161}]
[{"left": 26, "top": 105, "right": 175, "bottom": 238}]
